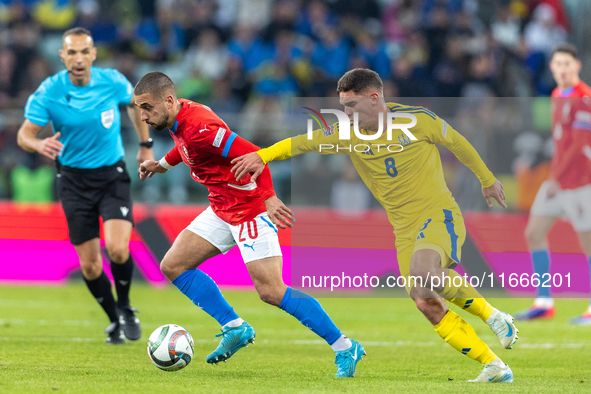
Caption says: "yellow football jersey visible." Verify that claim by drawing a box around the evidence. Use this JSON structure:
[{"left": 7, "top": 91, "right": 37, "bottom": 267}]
[{"left": 257, "top": 102, "right": 496, "bottom": 235}]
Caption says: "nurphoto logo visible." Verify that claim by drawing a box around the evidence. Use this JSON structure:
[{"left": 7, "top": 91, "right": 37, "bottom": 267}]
[{"left": 303, "top": 107, "right": 418, "bottom": 153}]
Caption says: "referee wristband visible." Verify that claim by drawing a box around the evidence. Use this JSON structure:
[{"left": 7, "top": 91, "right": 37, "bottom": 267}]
[{"left": 159, "top": 157, "right": 173, "bottom": 170}]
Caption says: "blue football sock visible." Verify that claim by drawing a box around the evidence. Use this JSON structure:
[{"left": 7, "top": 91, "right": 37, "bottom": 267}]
[
  {"left": 532, "top": 249, "right": 551, "bottom": 298},
  {"left": 279, "top": 287, "right": 342, "bottom": 345},
  {"left": 172, "top": 269, "right": 239, "bottom": 326}
]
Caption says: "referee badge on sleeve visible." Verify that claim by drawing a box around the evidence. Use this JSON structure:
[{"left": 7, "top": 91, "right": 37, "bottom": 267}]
[{"left": 101, "top": 109, "right": 115, "bottom": 128}]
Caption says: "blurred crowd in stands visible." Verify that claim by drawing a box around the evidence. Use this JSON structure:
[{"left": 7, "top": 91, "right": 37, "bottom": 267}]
[{"left": 0, "top": 0, "right": 588, "bottom": 209}]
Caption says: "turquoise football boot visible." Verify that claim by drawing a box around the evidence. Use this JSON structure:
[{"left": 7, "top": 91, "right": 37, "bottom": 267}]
[
  {"left": 335, "top": 339, "right": 366, "bottom": 377},
  {"left": 206, "top": 322, "right": 255, "bottom": 364}
]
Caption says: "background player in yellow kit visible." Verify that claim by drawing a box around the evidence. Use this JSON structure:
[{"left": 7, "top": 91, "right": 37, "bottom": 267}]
[{"left": 231, "top": 68, "right": 519, "bottom": 383}]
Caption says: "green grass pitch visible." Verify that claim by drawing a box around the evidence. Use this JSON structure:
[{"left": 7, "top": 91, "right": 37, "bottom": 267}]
[{"left": 1, "top": 283, "right": 590, "bottom": 393}]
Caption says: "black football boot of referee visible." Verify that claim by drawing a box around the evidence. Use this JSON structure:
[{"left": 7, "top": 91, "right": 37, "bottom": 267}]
[
  {"left": 118, "top": 306, "right": 142, "bottom": 341},
  {"left": 105, "top": 321, "right": 125, "bottom": 345}
]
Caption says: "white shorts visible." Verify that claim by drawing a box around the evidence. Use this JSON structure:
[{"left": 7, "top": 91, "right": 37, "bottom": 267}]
[
  {"left": 530, "top": 181, "right": 591, "bottom": 232},
  {"left": 186, "top": 206, "right": 282, "bottom": 263}
]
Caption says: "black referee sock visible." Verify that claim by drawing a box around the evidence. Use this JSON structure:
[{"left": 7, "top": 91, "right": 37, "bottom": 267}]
[
  {"left": 84, "top": 272, "right": 119, "bottom": 323},
  {"left": 110, "top": 255, "right": 134, "bottom": 308}
]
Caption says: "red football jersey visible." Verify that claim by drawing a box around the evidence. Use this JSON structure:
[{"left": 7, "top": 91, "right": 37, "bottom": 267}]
[
  {"left": 164, "top": 99, "right": 276, "bottom": 225},
  {"left": 550, "top": 81, "right": 591, "bottom": 189}
]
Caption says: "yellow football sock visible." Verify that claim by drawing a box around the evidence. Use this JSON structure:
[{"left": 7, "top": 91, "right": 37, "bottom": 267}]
[
  {"left": 435, "top": 270, "right": 494, "bottom": 320},
  {"left": 449, "top": 296, "right": 494, "bottom": 322},
  {"left": 436, "top": 269, "right": 481, "bottom": 299},
  {"left": 434, "top": 310, "right": 497, "bottom": 365}
]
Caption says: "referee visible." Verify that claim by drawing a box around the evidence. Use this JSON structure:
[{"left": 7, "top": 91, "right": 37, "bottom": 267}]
[{"left": 17, "top": 27, "right": 153, "bottom": 344}]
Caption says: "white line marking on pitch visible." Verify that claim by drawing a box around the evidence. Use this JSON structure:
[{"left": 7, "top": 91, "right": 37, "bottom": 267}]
[{"left": 0, "top": 318, "right": 100, "bottom": 326}]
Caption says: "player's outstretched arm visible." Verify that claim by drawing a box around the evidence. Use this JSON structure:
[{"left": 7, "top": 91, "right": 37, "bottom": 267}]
[
  {"left": 17, "top": 120, "right": 63, "bottom": 160},
  {"left": 231, "top": 126, "right": 342, "bottom": 181},
  {"left": 221, "top": 132, "right": 295, "bottom": 227},
  {"left": 231, "top": 137, "right": 292, "bottom": 181},
  {"left": 482, "top": 179, "right": 507, "bottom": 208},
  {"left": 231, "top": 152, "right": 266, "bottom": 181},
  {"left": 264, "top": 195, "right": 295, "bottom": 229}
]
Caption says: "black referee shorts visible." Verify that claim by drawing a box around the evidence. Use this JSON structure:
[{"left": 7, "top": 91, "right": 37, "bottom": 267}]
[{"left": 58, "top": 160, "right": 134, "bottom": 245}]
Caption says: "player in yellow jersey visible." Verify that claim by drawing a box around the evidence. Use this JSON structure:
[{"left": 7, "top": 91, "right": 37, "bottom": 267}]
[{"left": 231, "top": 69, "right": 519, "bottom": 383}]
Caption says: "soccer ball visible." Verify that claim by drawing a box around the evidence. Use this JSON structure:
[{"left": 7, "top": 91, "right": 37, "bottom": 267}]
[{"left": 147, "top": 324, "right": 194, "bottom": 371}]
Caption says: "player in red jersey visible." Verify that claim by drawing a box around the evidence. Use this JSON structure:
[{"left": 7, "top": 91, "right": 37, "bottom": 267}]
[
  {"left": 133, "top": 72, "right": 365, "bottom": 376},
  {"left": 516, "top": 44, "right": 591, "bottom": 324}
]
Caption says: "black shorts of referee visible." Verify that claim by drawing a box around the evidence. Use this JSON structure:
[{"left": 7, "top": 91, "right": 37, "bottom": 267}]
[{"left": 57, "top": 159, "right": 134, "bottom": 245}]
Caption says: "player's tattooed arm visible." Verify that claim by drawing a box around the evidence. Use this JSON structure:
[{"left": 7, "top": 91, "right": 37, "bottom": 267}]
[
  {"left": 482, "top": 179, "right": 507, "bottom": 208},
  {"left": 264, "top": 196, "right": 295, "bottom": 229}
]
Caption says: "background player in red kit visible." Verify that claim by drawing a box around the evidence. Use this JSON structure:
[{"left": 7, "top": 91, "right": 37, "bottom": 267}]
[
  {"left": 134, "top": 72, "right": 365, "bottom": 377},
  {"left": 516, "top": 44, "right": 591, "bottom": 324}
]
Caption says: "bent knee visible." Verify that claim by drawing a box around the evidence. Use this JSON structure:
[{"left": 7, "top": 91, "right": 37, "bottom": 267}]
[
  {"left": 257, "top": 286, "right": 285, "bottom": 306},
  {"left": 106, "top": 244, "right": 129, "bottom": 263},
  {"left": 80, "top": 258, "right": 103, "bottom": 280},
  {"left": 257, "top": 291, "right": 275, "bottom": 305},
  {"left": 524, "top": 226, "right": 536, "bottom": 243},
  {"left": 409, "top": 264, "right": 430, "bottom": 283},
  {"left": 160, "top": 249, "right": 208, "bottom": 282},
  {"left": 524, "top": 223, "right": 548, "bottom": 246},
  {"left": 160, "top": 258, "right": 181, "bottom": 281}
]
